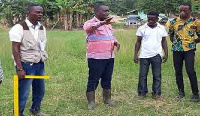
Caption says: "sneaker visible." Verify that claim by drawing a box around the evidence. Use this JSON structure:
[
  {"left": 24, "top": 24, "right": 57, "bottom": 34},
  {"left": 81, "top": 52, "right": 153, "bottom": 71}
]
[
  {"left": 176, "top": 92, "right": 185, "bottom": 99},
  {"left": 190, "top": 94, "right": 199, "bottom": 102}
]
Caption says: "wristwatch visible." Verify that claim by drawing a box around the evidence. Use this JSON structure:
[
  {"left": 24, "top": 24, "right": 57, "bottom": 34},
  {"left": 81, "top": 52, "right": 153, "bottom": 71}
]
[{"left": 17, "top": 68, "right": 23, "bottom": 71}]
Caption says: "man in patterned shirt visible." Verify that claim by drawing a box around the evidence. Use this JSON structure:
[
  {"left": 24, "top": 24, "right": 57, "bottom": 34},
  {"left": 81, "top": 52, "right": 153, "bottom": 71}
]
[{"left": 168, "top": 2, "right": 200, "bottom": 102}]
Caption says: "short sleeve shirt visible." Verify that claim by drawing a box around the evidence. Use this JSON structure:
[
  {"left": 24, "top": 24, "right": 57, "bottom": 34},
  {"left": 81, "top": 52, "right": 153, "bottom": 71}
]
[
  {"left": 136, "top": 23, "right": 167, "bottom": 58},
  {"left": 9, "top": 19, "right": 46, "bottom": 43},
  {"left": 168, "top": 17, "right": 200, "bottom": 51}
]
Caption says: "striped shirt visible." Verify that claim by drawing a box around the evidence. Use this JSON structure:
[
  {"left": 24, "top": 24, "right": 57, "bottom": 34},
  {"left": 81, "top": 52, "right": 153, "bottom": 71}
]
[{"left": 83, "top": 17, "right": 118, "bottom": 59}]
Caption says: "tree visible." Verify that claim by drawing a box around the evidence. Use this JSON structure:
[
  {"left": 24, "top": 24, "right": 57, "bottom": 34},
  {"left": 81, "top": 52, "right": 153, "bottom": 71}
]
[
  {"left": 192, "top": 0, "right": 200, "bottom": 14},
  {"left": 135, "top": 0, "right": 192, "bottom": 16},
  {"left": 34, "top": 0, "right": 60, "bottom": 28},
  {"left": 0, "top": 0, "right": 30, "bottom": 27}
]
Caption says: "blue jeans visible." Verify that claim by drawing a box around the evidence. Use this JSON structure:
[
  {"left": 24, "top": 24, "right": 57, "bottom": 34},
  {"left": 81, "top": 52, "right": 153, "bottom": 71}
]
[
  {"left": 86, "top": 58, "right": 114, "bottom": 92},
  {"left": 18, "top": 62, "right": 45, "bottom": 116},
  {"left": 138, "top": 54, "right": 162, "bottom": 96}
]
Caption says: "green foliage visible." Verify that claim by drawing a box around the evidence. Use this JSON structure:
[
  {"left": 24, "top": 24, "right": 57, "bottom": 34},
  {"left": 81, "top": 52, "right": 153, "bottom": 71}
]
[
  {"left": 0, "top": 0, "right": 30, "bottom": 26},
  {"left": 92, "top": 0, "right": 136, "bottom": 15},
  {"left": 192, "top": 2, "right": 200, "bottom": 14},
  {"left": 135, "top": 0, "right": 192, "bottom": 15},
  {"left": 0, "top": 0, "right": 199, "bottom": 29}
]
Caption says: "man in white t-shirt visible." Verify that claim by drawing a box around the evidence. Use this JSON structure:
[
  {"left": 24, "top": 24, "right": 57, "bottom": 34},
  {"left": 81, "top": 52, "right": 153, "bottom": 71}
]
[{"left": 134, "top": 11, "right": 168, "bottom": 99}]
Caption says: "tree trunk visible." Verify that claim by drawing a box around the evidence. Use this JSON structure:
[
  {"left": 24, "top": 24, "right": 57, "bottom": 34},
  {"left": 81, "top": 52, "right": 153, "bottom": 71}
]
[
  {"left": 67, "top": 12, "right": 72, "bottom": 30},
  {"left": 76, "top": 12, "right": 80, "bottom": 28},
  {"left": 51, "top": 15, "right": 60, "bottom": 30},
  {"left": 80, "top": 14, "right": 83, "bottom": 27},
  {"left": 46, "top": 18, "right": 50, "bottom": 29},
  {"left": 64, "top": 13, "right": 68, "bottom": 30}
]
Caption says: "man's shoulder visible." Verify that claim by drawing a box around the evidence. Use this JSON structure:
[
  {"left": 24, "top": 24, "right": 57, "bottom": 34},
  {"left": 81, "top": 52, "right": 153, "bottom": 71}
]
[
  {"left": 140, "top": 23, "right": 147, "bottom": 27},
  {"left": 168, "top": 17, "right": 178, "bottom": 25},
  {"left": 85, "top": 17, "right": 98, "bottom": 23},
  {"left": 137, "top": 24, "right": 147, "bottom": 30},
  {"left": 157, "top": 23, "right": 166, "bottom": 29},
  {"left": 10, "top": 23, "right": 23, "bottom": 32}
]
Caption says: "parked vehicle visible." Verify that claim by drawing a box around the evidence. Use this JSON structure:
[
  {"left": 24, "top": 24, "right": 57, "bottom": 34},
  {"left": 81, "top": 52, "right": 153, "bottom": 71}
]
[
  {"left": 159, "top": 17, "right": 169, "bottom": 25},
  {"left": 124, "top": 15, "right": 142, "bottom": 26}
]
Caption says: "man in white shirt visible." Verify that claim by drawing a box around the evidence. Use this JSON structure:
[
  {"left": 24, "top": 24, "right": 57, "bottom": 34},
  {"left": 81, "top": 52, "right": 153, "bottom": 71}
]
[
  {"left": 9, "top": 4, "right": 48, "bottom": 116},
  {"left": 134, "top": 11, "right": 168, "bottom": 99}
]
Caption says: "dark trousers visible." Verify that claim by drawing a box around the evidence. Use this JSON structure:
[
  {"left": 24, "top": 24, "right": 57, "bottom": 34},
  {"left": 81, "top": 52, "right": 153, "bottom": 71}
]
[
  {"left": 138, "top": 54, "right": 162, "bottom": 96},
  {"left": 86, "top": 58, "right": 114, "bottom": 92},
  {"left": 173, "top": 50, "right": 199, "bottom": 95}
]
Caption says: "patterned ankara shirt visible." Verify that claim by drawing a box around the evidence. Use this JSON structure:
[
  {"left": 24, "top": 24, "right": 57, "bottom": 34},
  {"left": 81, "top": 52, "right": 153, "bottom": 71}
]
[
  {"left": 168, "top": 16, "right": 200, "bottom": 51},
  {"left": 83, "top": 17, "right": 118, "bottom": 59}
]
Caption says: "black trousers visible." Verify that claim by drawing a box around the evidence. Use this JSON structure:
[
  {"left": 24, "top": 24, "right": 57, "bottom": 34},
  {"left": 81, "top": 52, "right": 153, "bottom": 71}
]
[
  {"left": 86, "top": 58, "right": 114, "bottom": 92},
  {"left": 173, "top": 49, "right": 199, "bottom": 95}
]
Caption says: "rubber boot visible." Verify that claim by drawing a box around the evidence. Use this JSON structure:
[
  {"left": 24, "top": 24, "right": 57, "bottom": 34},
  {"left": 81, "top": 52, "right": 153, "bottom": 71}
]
[
  {"left": 103, "top": 89, "right": 115, "bottom": 106},
  {"left": 86, "top": 91, "right": 96, "bottom": 110}
]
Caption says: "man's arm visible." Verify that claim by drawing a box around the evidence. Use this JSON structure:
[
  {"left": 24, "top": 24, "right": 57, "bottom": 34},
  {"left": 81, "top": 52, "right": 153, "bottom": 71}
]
[
  {"left": 167, "top": 20, "right": 174, "bottom": 43},
  {"left": 114, "top": 40, "right": 120, "bottom": 51},
  {"left": 194, "top": 36, "right": 200, "bottom": 43},
  {"left": 161, "top": 37, "right": 168, "bottom": 63},
  {"left": 134, "top": 36, "right": 142, "bottom": 63},
  {"left": 169, "top": 34, "right": 174, "bottom": 42},
  {"left": 12, "top": 42, "right": 26, "bottom": 79},
  {"left": 83, "top": 17, "right": 113, "bottom": 32},
  {"left": 194, "top": 19, "right": 200, "bottom": 43}
]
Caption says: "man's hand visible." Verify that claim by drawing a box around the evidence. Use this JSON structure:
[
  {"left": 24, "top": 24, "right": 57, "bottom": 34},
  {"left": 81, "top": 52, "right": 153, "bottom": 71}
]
[
  {"left": 194, "top": 37, "right": 200, "bottom": 43},
  {"left": 162, "top": 55, "right": 168, "bottom": 63},
  {"left": 101, "top": 17, "right": 113, "bottom": 25},
  {"left": 17, "top": 70, "right": 26, "bottom": 79},
  {"left": 114, "top": 42, "right": 120, "bottom": 51},
  {"left": 134, "top": 55, "right": 139, "bottom": 63},
  {"left": 105, "top": 17, "right": 113, "bottom": 24}
]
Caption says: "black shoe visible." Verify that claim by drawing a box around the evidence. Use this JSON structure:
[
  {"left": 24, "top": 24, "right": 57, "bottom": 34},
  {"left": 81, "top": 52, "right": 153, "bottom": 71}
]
[
  {"left": 190, "top": 94, "right": 199, "bottom": 102},
  {"left": 176, "top": 92, "right": 185, "bottom": 99}
]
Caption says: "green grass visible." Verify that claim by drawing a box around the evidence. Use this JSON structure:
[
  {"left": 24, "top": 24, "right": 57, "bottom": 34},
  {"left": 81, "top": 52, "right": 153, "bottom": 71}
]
[{"left": 0, "top": 27, "right": 200, "bottom": 116}]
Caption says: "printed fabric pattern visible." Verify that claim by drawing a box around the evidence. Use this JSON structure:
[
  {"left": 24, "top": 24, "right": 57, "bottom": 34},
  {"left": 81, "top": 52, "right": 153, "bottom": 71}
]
[{"left": 168, "top": 17, "right": 200, "bottom": 51}]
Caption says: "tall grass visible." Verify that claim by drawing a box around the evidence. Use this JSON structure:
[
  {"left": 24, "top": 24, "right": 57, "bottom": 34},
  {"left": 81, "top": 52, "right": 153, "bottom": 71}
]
[{"left": 0, "top": 27, "right": 200, "bottom": 116}]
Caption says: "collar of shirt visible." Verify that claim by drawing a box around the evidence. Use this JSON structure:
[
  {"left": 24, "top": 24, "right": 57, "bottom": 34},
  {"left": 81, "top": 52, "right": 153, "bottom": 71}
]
[
  {"left": 25, "top": 18, "right": 41, "bottom": 29},
  {"left": 144, "top": 22, "right": 162, "bottom": 28},
  {"left": 25, "top": 18, "right": 42, "bottom": 42},
  {"left": 176, "top": 16, "right": 193, "bottom": 22},
  {"left": 93, "top": 16, "right": 101, "bottom": 22}
]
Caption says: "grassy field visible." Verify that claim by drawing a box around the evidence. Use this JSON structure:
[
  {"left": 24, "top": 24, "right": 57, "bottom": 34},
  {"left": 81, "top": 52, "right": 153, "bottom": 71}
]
[{"left": 0, "top": 26, "right": 200, "bottom": 116}]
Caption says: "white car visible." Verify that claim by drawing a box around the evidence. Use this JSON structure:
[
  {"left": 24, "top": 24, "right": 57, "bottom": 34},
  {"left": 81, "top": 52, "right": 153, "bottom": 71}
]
[{"left": 124, "top": 15, "right": 142, "bottom": 26}]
